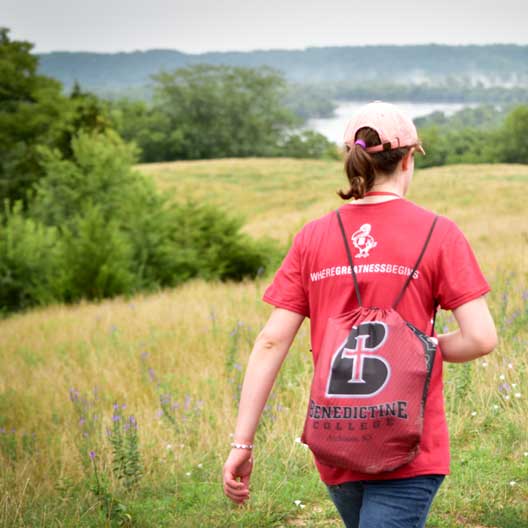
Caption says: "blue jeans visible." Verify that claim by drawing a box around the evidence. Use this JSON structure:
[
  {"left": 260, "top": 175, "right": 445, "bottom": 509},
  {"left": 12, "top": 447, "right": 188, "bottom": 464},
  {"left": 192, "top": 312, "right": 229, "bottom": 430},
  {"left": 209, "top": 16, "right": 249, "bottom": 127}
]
[{"left": 326, "top": 474, "right": 445, "bottom": 528}]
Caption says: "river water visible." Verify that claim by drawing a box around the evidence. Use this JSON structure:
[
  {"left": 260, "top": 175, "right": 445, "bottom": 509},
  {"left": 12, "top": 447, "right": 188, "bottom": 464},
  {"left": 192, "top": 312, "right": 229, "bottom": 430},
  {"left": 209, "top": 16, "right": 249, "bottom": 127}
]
[{"left": 306, "top": 100, "right": 476, "bottom": 145}]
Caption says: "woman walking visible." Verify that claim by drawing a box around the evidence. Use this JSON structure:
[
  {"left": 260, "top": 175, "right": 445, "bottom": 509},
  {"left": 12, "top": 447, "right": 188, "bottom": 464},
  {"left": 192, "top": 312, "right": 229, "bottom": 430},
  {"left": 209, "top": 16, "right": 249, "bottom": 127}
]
[{"left": 222, "top": 101, "right": 497, "bottom": 527}]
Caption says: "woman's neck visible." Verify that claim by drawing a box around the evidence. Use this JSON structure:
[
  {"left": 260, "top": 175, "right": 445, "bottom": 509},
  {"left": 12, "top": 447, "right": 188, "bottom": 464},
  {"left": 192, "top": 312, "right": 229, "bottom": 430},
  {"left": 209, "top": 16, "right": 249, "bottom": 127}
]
[{"left": 352, "top": 175, "right": 408, "bottom": 204}]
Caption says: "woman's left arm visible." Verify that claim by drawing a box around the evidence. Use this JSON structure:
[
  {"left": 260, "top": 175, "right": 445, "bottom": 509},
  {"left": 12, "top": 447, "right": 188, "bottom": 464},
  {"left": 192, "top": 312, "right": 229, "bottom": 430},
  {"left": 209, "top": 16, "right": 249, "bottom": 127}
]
[{"left": 223, "top": 307, "right": 305, "bottom": 504}]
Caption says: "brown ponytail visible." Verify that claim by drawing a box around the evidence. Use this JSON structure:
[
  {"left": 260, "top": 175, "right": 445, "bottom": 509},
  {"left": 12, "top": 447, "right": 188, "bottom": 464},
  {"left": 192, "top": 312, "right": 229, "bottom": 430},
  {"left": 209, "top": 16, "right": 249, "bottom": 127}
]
[{"left": 338, "top": 127, "right": 411, "bottom": 200}]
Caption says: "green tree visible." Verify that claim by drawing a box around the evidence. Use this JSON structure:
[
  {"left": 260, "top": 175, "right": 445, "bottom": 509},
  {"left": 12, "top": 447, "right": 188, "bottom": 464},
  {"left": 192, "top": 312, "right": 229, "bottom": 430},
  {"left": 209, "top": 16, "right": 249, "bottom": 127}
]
[
  {"left": 109, "top": 98, "right": 171, "bottom": 162},
  {"left": 496, "top": 105, "right": 528, "bottom": 163},
  {"left": 0, "top": 27, "right": 66, "bottom": 206},
  {"left": 55, "top": 81, "right": 113, "bottom": 160},
  {"left": 150, "top": 64, "right": 300, "bottom": 159},
  {"left": 277, "top": 130, "right": 340, "bottom": 159}
]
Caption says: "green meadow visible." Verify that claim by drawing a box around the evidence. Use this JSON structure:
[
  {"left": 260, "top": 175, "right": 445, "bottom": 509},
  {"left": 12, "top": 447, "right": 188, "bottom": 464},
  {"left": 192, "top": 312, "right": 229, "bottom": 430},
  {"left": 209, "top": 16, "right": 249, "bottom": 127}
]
[{"left": 1, "top": 159, "right": 527, "bottom": 527}]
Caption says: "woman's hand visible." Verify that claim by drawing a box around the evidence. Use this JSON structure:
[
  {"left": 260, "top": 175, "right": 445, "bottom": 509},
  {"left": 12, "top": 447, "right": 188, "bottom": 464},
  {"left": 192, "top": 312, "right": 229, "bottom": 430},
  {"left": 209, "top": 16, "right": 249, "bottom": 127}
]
[
  {"left": 222, "top": 308, "right": 304, "bottom": 505},
  {"left": 223, "top": 448, "right": 253, "bottom": 505}
]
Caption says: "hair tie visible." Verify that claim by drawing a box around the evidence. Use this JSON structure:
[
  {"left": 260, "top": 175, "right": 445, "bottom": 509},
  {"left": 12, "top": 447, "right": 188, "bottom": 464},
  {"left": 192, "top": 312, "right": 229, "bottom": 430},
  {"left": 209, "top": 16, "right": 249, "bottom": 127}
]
[{"left": 354, "top": 139, "right": 367, "bottom": 149}]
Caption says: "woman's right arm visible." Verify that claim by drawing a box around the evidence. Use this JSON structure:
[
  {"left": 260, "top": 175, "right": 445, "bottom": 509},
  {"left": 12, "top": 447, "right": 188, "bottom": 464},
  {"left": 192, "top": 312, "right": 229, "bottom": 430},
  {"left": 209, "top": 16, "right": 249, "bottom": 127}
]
[{"left": 438, "top": 296, "right": 497, "bottom": 363}]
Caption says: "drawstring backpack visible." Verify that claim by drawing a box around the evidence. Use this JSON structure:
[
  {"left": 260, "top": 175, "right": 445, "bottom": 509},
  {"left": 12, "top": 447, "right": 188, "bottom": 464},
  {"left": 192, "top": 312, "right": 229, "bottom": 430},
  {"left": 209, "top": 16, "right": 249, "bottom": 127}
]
[{"left": 300, "top": 209, "right": 439, "bottom": 474}]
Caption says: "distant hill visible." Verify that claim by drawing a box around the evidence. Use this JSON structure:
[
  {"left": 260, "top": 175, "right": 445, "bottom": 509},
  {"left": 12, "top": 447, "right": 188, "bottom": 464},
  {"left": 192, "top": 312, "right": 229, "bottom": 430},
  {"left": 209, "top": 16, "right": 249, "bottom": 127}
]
[{"left": 37, "top": 44, "right": 528, "bottom": 97}]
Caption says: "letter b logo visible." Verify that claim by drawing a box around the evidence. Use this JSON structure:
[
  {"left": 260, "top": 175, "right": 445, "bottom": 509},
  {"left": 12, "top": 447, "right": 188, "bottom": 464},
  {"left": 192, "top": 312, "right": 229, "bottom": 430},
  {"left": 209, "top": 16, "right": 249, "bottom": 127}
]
[{"left": 326, "top": 322, "right": 390, "bottom": 397}]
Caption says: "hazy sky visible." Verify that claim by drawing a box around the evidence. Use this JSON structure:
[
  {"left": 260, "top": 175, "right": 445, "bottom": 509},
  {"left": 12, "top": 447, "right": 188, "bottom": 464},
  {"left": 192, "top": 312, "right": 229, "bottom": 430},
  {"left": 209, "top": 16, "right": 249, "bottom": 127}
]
[{"left": 3, "top": 0, "right": 527, "bottom": 54}]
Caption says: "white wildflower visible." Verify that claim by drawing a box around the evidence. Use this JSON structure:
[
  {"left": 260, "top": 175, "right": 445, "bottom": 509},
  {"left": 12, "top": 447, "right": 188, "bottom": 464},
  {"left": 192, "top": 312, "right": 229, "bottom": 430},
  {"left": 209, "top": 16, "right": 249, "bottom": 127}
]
[
  {"left": 300, "top": 504, "right": 306, "bottom": 509},
  {"left": 509, "top": 480, "right": 516, "bottom": 486},
  {"left": 197, "top": 463, "right": 203, "bottom": 468},
  {"left": 507, "top": 363, "right": 513, "bottom": 369},
  {"left": 492, "top": 405, "right": 499, "bottom": 410},
  {"left": 166, "top": 444, "right": 173, "bottom": 450},
  {"left": 295, "top": 437, "right": 302, "bottom": 444},
  {"left": 481, "top": 361, "right": 488, "bottom": 367},
  {"left": 185, "top": 472, "right": 191, "bottom": 476},
  {"left": 499, "top": 374, "right": 506, "bottom": 380},
  {"left": 514, "top": 393, "right": 521, "bottom": 398},
  {"left": 471, "top": 411, "right": 477, "bottom": 416},
  {"left": 294, "top": 499, "right": 302, "bottom": 506}
]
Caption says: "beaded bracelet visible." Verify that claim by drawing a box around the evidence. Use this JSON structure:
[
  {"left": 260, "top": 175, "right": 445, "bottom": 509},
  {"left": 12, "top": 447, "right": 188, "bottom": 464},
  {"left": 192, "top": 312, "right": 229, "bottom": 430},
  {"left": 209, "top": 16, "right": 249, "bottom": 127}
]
[{"left": 230, "top": 442, "right": 254, "bottom": 450}]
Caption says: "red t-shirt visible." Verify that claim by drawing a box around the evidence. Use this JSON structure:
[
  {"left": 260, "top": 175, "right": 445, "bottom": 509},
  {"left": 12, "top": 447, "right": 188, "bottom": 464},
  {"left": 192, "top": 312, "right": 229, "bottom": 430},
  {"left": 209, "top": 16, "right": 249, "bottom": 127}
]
[{"left": 262, "top": 198, "right": 490, "bottom": 484}]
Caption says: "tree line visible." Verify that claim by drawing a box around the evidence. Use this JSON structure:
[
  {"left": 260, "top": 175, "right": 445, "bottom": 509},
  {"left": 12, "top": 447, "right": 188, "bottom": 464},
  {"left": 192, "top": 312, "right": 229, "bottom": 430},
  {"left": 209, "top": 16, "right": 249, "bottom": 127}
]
[
  {"left": 37, "top": 44, "right": 528, "bottom": 93},
  {"left": 415, "top": 105, "right": 528, "bottom": 167}
]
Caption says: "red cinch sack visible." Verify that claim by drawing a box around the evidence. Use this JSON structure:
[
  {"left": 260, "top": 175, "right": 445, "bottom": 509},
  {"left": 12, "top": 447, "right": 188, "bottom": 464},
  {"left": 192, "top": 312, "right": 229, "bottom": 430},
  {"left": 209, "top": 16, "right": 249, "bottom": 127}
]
[{"left": 300, "top": 210, "right": 439, "bottom": 474}]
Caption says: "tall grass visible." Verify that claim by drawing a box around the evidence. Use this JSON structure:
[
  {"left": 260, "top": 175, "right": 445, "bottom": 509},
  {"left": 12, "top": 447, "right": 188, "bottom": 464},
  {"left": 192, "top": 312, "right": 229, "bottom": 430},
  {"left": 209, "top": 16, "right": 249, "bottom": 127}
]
[{"left": 0, "top": 160, "right": 527, "bottom": 527}]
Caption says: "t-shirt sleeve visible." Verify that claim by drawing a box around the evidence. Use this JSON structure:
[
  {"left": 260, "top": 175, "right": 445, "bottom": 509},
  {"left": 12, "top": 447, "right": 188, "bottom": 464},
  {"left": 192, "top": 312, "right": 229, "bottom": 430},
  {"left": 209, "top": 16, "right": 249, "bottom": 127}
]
[
  {"left": 262, "top": 230, "right": 309, "bottom": 317},
  {"left": 434, "top": 221, "right": 491, "bottom": 311}
]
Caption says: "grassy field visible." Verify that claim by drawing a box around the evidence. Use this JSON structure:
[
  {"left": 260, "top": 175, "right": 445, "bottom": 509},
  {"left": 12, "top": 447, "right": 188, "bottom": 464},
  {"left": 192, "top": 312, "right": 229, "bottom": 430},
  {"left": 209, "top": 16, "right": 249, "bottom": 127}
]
[{"left": 1, "top": 159, "right": 527, "bottom": 527}]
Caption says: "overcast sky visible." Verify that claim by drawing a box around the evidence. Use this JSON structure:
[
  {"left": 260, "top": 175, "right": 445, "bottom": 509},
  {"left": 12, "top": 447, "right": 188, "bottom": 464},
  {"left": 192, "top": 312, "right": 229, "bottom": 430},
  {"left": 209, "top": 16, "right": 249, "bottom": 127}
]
[{"left": 3, "top": 0, "right": 527, "bottom": 54}]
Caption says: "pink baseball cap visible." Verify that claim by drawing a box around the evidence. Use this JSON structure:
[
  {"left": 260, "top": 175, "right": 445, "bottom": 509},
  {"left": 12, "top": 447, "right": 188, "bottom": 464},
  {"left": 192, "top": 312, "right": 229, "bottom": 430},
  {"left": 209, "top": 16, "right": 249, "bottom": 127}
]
[{"left": 343, "top": 101, "right": 425, "bottom": 155}]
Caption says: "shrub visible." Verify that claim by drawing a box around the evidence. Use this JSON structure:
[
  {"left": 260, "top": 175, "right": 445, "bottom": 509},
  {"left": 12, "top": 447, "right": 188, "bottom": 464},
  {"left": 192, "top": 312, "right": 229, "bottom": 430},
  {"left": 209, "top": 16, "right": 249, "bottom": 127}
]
[
  {"left": 59, "top": 203, "right": 137, "bottom": 302},
  {"left": 0, "top": 201, "right": 61, "bottom": 314},
  {"left": 0, "top": 129, "right": 282, "bottom": 312}
]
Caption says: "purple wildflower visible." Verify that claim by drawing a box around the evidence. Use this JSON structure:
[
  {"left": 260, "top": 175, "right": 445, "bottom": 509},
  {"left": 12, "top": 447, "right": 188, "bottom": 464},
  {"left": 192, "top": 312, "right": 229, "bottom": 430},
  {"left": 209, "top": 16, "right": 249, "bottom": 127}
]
[
  {"left": 233, "top": 363, "right": 242, "bottom": 372},
  {"left": 112, "top": 414, "right": 120, "bottom": 422},
  {"left": 499, "top": 383, "right": 511, "bottom": 394},
  {"left": 184, "top": 394, "right": 192, "bottom": 410},
  {"left": 505, "top": 310, "right": 521, "bottom": 325},
  {"left": 148, "top": 367, "right": 156, "bottom": 382},
  {"left": 113, "top": 403, "right": 119, "bottom": 411},
  {"left": 89, "top": 450, "right": 96, "bottom": 461},
  {"left": 69, "top": 388, "right": 79, "bottom": 403},
  {"left": 79, "top": 417, "right": 86, "bottom": 426}
]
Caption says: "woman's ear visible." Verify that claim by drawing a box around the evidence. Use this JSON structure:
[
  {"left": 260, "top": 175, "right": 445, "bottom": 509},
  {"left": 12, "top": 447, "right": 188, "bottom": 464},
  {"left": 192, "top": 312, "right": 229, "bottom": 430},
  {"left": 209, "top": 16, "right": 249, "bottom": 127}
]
[{"left": 401, "top": 149, "right": 414, "bottom": 172}]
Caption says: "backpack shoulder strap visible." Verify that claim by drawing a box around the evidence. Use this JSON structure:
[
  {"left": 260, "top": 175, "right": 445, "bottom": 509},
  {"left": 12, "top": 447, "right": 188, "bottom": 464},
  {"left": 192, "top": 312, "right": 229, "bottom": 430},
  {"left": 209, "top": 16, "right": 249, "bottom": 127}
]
[
  {"left": 336, "top": 209, "right": 362, "bottom": 307},
  {"left": 392, "top": 215, "right": 439, "bottom": 310}
]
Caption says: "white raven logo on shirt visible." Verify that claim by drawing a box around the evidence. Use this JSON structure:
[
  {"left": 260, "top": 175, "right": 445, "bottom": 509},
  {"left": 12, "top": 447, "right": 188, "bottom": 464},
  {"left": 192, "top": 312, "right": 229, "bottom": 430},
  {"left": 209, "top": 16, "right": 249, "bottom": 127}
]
[{"left": 351, "top": 224, "right": 378, "bottom": 258}]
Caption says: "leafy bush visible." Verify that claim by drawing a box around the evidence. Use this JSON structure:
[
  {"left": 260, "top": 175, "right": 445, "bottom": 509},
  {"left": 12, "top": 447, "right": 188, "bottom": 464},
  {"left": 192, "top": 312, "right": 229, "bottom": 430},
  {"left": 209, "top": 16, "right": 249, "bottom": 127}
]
[
  {"left": 0, "top": 129, "right": 281, "bottom": 313},
  {"left": 59, "top": 203, "right": 137, "bottom": 302},
  {"left": 0, "top": 202, "right": 61, "bottom": 313},
  {"left": 168, "top": 202, "right": 278, "bottom": 282}
]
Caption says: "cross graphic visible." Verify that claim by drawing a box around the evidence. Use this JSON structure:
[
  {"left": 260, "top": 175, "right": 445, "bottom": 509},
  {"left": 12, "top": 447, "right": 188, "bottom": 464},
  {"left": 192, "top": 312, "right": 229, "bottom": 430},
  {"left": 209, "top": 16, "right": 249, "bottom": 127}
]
[{"left": 342, "top": 334, "right": 370, "bottom": 384}]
